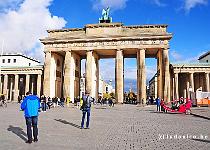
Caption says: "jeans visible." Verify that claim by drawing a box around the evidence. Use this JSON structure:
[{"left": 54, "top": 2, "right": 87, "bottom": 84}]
[
  {"left": 42, "top": 102, "right": 46, "bottom": 111},
  {"left": 157, "top": 105, "right": 161, "bottom": 111},
  {"left": 81, "top": 109, "right": 90, "bottom": 128},
  {"left": 25, "top": 116, "right": 38, "bottom": 141}
]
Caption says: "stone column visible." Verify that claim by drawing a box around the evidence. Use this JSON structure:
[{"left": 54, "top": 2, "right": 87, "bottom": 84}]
[
  {"left": 9, "top": 77, "right": 13, "bottom": 101},
  {"left": 0, "top": 75, "right": 2, "bottom": 94},
  {"left": 172, "top": 77, "right": 175, "bottom": 100},
  {"left": 25, "top": 74, "right": 30, "bottom": 93},
  {"left": 190, "top": 73, "right": 194, "bottom": 92},
  {"left": 3, "top": 74, "right": 8, "bottom": 99},
  {"left": 86, "top": 51, "right": 92, "bottom": 95},
  {"left": 14, "top": 74, "right": 19, "bottom": 102},
  {"left": 43, "top": 51, "right": 51, "bottom": 96},
  {"left": 63, "top": 51, "right": 73, "bottom": 99},
  {"left": 206, "top": 73, "right": 210, "bottom": 92},
  {"left": 163, "top": 48, "right": 170, "bottom": 102},
  {"left": 115, "top": 49, "right": 124, "bottom": 103},
  {"left": 187, "top": 81, "right": 190, "bottom": 99},
  {"left": 95, "top": 58, "right": 99, "bottom": 100},
  {"left": 37, "top": 74, "right": 42, "bottom": 97},
  {"left": 184, "top": 89, "right": 187, "bottom": 99},
  {"left": 86, "top": 50, "right": 99, "bottom": 98},
  {"left": 137, "top": 49, "right": 146, "bottom": 104},
  {"left": 157, "top": 50, "right": 163, "bottom": 99},
  {"left": 31, "top": 76, "right": 34, "bottom": 94},
  {"left": 175, "top": 73, "right": 179, "bottom": 99}
]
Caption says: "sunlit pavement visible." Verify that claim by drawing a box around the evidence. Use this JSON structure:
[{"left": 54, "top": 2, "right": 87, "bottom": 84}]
[{"left": 0, "top": 103, "right": 209, "bottom": 150}]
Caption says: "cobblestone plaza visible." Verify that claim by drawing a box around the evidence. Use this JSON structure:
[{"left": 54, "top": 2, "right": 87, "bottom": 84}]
[{"left": 0, "top": 104, "right": 209, "bottom": 150}]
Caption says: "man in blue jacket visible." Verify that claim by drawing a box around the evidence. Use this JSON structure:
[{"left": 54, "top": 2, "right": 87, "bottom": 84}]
[
  {"left": 21, "top": 91, "right": 40, "bottom": 144},
  {"left": 156, "top": 97, "right": 161, "bottom": 112}
]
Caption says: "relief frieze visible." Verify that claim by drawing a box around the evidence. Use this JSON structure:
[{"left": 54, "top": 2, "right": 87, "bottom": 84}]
[{"left": 50, "top": 40, "right": 166, "bottom": 48}]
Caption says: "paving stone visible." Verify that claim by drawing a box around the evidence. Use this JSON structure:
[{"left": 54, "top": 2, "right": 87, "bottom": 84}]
[{"left": 0, "top": 104, "right": 209, "bottom": 150}]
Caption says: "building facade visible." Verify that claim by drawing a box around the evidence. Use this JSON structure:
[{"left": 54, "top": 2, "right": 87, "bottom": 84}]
[
  {"left": 149, "top": 52, "right": 210, "bottom": 100},
  {"left": 198, "top": 51, "right": 210, "bottom": 63},
  {"left": 172, "top": 63, "right": 210, "bottom": 99},
  {"left": 149, "top": 74, "right": 158, "bottom": 98},
  {"left": 41, "top": 22, "right": 172, "bottom": 103},
  {"left": 0, "top": 54, "right": 43, "bottom": 101}
]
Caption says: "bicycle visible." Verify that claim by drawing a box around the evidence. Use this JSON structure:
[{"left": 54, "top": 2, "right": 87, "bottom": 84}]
[{"left": 0, "top": 100, "right": 7, "bottom": 108}]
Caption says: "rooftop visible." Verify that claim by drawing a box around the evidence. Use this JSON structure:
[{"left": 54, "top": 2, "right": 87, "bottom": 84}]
[
  {"left": 0, "top": 53, "right": 41, "bottom": 63},
  {"left": 172, "top": 63, "right": 210, "bottom": 67},
  {"left": 198, "top": 51, "right": 210, "bottom": 60}
]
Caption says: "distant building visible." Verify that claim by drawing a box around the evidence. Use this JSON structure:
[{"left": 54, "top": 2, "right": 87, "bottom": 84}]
[
  {"left": 0, "top": 54, "right": 43, "bottom": 101},
  {"left": 0, "top": 53, "right": 40, "bottom": 67},
  {"left": 149, "top": 74, "right": 157, "bottom": 98},
  {"left": 80, "top": 74, "right": 113, "bottom": 98},
  {"left": 198, "top": 51, "right": 210, "bottom": 63},
  {"left": 149, "top": 51, "right": 210, "bottom": 100}
]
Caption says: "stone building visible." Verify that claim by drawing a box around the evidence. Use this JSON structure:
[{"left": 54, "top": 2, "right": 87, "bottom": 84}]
[
  {"left": 80, "top": 74, "right": 113, "bottom": 100},
  {"left": 149, "top": 52, "right": 210, "bottom": 100},
  {"left": 149, "top": 73, "right": 158, "bottom": 98},
  {"left": 0, "top": 54, "right": 43, "bottom": 101},
  {"left": 40, "top": 22, "right": 172, "bottom": 104},
  {"left": 172, "top": 63, "right": 210, "bottom": 99},
  {"left": 198, "top": 51, "right": 210, "bottom": 63}
]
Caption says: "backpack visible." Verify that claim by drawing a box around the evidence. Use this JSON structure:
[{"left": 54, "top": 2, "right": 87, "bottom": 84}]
[{"left": 81, "top": 96, "right": 91, "bottom": 110}]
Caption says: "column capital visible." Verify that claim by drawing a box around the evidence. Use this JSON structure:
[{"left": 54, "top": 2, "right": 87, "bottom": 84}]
[
  {"left": 116, "top": 49, "right": 123, "bottom": 51},
  {"left": 87, "top": 50, "right": 93, "bottom": 52},
  {"left": 163, "top": 47, "right": 169, "bottom": 50},
  {"left": 45, "top": 50, "right": 51, "bottom": 53},
  {"left": 137, "top": 48, "right": 146, "bottom": 51},
  {"left": 65, "top": 50, "right": 72, "bottom": 53}
]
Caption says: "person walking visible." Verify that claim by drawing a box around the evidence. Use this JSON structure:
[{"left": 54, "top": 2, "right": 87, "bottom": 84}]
[
  {"left": 20, "top": 91, "right": 40, "bottom": 144},
  {"left": 40, "top": 95, "right": 47, "bottom": 112},
  {"left": 156, "top": 97, "right": 161, "bottom": 112},
  {"left": 80, "top": 91, "right": 92, "bottom": 129}
]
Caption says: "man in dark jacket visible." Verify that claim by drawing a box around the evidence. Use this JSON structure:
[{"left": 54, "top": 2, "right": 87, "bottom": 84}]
[
  {"left": 80, "top": 91, "right": 92, "bottom": 129},
  {"left": 21, "top": 92, "right": 40, "bottom": 144}
]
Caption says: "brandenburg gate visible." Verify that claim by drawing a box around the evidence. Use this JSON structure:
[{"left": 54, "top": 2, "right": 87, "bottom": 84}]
[{"left": 40, "top": 22, "right": 172, "bottom": 103}]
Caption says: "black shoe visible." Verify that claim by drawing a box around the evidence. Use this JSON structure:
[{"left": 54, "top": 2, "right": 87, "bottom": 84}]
[
  {"left": 85, "top": 127, "right": 90, "bottom": 129},
  {"left": 34, "top": 139, "right": 38, "bottom": 142},
  {"left": 25, "top": 140, "right": 32, "bottom": 144},
  {"left": 80, "top": 127, "right": 84, "bottom": 129}
]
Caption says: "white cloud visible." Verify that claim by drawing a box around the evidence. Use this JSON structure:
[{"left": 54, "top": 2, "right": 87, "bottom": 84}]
[
  {"left": 0, "top": 0, "right": 66, "bottom": 62},
  {"left": 152, "top": 0, "right": 166, "bottom": 7},
  {"left": 170, "top": 50, "right": 183, "bottom": 61},
  {"left": 124, "top": 67, "right": 136, "bottom": 79},
  {"left": 170, "top": 50, "right": 208, "bottom": 64},
  {"left": 0, "top": 0, "right": 23, "bottom": 12},
  {"left": 184, "top": 0, "right": 208, "bottom": 12},
  {"left": 99, "top": 59, "right": 115, "bottom": 80},
  {"left": 92, "top": 0, "right": 129, "bottom": 10}
]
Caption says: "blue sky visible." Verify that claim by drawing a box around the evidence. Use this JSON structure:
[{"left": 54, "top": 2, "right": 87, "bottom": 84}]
[{"left": 0, "top": 0, "right": 210, "bottom": 83}]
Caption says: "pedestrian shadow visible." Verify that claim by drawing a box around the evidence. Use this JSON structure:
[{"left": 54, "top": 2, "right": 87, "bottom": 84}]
[
  {"left": 190, "top": 113, "right": 210, "bottom": 120},
  {"left": 150, "top": 111, "right": 183, "bottom": 115},
  {"left": 54, "top": 119, "right": 81, "bottom": 129},
  {"left": 191, "top": 138, "right": 210, "bottom": 143},
  {"left": 7, "top": 125, "right": 27, "bottom": 142}
]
